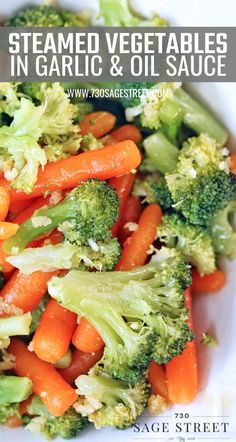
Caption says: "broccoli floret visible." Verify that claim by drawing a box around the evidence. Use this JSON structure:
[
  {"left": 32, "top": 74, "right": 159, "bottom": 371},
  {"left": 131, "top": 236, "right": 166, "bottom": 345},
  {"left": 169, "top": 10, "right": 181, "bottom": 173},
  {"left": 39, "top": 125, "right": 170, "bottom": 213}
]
[
  {"left": 133, "top": 175, "right": 173, "bottom": 210},
  {"left": 25, "top": 396, "right": 89, "bottom": 440},
  {"left": 210, "top": 200, "right": 236, "bottom": 259},
  {"left": 0, "top": 97, "right": 47, "bottom": 193},
  {"left": 99, "top": 0, "right": 168, "bottom": 27},
  {"left": 48, "top": 247, "right": 192, "bottom": 381},
  {"left": 164, "top": 134, "right": 236, "bottom": 226},
  {"left": 121, "top": 83, "right": 228, "bottom": 146},
  {"left": 5, "top": 5, "right": 65, "bottom": 27},
  {"left": 3, "top": 179, "right": 119, "bottom": 255},
  {"left": 75, "top": 372, "right": 149, "bottom": 429},
  {"left": 158, "top": 213, "right": 216, "bottom": 275},
  {"left": 0, "top": 83, "right": 21, "bottom": 118},
  {"left": 8, "top": 235, "right": 121, "bottom": 273},
  {"left": 0, "top": 403, "right": 20, "bottom": 425},
  {"left": 0, "top": 375, "right": 32, "bottom": 405},
  {"left": 143, "top": 131, "right": 180, "bottom": 174}
]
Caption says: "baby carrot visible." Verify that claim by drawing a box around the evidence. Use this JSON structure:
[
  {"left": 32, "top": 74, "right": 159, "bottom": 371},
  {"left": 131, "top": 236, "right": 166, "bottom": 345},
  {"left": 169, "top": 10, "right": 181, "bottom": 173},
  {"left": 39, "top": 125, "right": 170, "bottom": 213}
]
[
  {"left": 165, "top": 288, "right": 198, "bottom": 404},
  {"left": 72, "top": 317, "right": 104, "bottom": 354},
  {"left": 191, "top": 268, "right": 226, "bottom": 293},
  {"left": 230, "top": 153, "right": 236, "bottom": 174},
  {"left": 59, "top": 348, "right": 104, "bottom": 385},
  {"left": 0, "top": 141, "right": 141, "bottom": 202},
  {"left": 0, "top": 222, "right": 19, "bottom": 240},
  {"left": 9, "top": 338, "right": 77, "bottom": 417},
  {"left": 105, "top": 124, "right": 142, "bottom": 145},
  {"left": 32, "top": 298, "right": 77, "bottom": 364},
  {"left": 116, "top": 203, "right": 163, "bottom": 271},
  {"left": 9, "top": 199, "right": 34, "bottom": 220},
  {"left": 1, "top": 270, "right": 59, "bottom": 312},
  {"left": 79, "top": 111, "right": 116, "bottom": 138},
  {"left": 109, "top": 173, "right": 135, "bottom": 237},
  {"left": 148, "top": 360, "right": 169, "bottom": 401},
  {"left": 118, "top": 195, "right": 142, "bottom": 244},
  {"left": 0, "top": 186, "right": 10, "bottom": 221}
]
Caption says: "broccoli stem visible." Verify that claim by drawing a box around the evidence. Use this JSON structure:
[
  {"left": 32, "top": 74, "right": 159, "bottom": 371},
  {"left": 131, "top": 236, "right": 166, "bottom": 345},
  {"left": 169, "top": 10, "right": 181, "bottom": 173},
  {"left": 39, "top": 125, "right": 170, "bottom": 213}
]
[
  {"left": 159, "top": 99, "right": 183, "bottom": 144},
  {"left": 143, "top": 132, "right": 179, "bottom": 174},
  {"left": 0, "top": 313, "right": 31, "bottom": 337},
  {"left": 173, "top": 88, "right": 228, "bottom": 147},
  {"left": 3, "top": 197, "right": 75, "bottom": 255},
  {"left": 0, "top": 375, "right": 32, "bottom": 405}
]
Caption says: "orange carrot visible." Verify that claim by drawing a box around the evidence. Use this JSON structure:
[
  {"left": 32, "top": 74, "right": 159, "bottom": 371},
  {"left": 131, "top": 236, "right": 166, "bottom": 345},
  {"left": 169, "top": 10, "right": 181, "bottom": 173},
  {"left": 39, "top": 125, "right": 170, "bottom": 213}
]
[
  {"left": 0, "top": 222, "right": 19, "bottom": 240},
  {"left": 72, "top": 317, "right": 104, "bottom": 353},
  {"left": 0, "top": 186, "right": 10, "bottom": 221},
  {"left": 102, "top": 124, "right": 142, "bottom": 145},
  {"left": 0, "top": 141, "right": 141, "bottom": 202},
  {"left": 80, "top": 111, "right": 116, "bottom": 138},
  {"left": 59, "top": 347, "right": 104, "bottom": 385},
  {"left": 165, "top": 288, "right": 198, "bottom": 404},
  {"left": 118, "top": 195, "right": 142, "bottom": 244},
  {"left": 116, "top": 203, "right": 163, "bottom": 271},
  {"left": 0, "top": 241, "right": 14, "bottom": 273},
  {"left": 9, "top": 198, "right": 34, "bottom": 220},
  {"left": 230, "top": 153, "right": 236, "bottom": 174},
  {"left": 109, "top": 173, "right": 135, "bottom": 237},
  {"left": 9, "top": 338, "right": 77, "bottom": 417},
  {"left": 6, "top": 416, "right": 23, "bottom": 428},
  {"left": 191, "top": 268, "right": 226, "bottom": 293},
  {"left": 1, "top": 270, "right": 59, "bottom": 312},
  {"left": 148, "top": 360, "right": 169, "bottom": 401},
  {"left": 32, "top": 298, "right": 77, "bottom": 364}
]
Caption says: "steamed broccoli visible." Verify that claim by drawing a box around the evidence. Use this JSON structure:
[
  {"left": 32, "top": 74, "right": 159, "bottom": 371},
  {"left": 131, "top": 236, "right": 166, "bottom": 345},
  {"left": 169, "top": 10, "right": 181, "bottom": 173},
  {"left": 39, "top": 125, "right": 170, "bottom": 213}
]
[
  {"left": 119, "top": 83, "right": 228, "bottom": 146},
  {"left": 158, "top": 213, "right": 216, "bottom": 275},
  {"left": 0, "top": 403, "right": 21, "bottom": 425},
  {"left": 48, "top": 247, "right": 192, "bottom": 380},
  {"left": 3, "top": 179, "right": 119, "bottom": 255},
  {"left": 8, "top": 235, "right": 121, "bottom": 273},
  {"left": 165, "top": 134, "right": 236, "bottom": 225},
  {"left": 210, "top": 200, "right": 236, "bottom": 259},
  {"left": 99, "top": 0, "right": 168, "bottom": 27},
  {"left": 24, "top": 396, "right": 89, "bottom": 440},
  {"left": 0, "top": 313, "right": 32, "bottom": 348},
  {"left": 0, "top": 375, "right": 32, "bottom": 405},
  {"left": 5, "top": 4, "right": 91, "bottom": 28},
  {"left": 74, "top": 371, "right": 150, "bottom": 429},
  {"left": 133, "top": 175, "right": 173, "bottom": 209}
]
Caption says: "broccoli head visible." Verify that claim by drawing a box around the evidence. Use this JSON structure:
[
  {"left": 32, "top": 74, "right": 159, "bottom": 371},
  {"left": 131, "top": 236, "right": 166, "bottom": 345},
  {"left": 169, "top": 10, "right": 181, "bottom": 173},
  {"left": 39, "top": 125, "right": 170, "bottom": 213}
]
[
  {"left": 165, "top": 134, "right": 236, "bottom": 226},
  {"left": 133, "top": 175, "right": 173, "bottom": 210},
  {"left": 210, "top": 200, "right": 236, "bottom": 259},
  {"left": 48, "top": 247, "right": 192, "bottom": 380},
  {"left": 3, "top": 179, "right": 120, "bottom": 255},
  {"left": 158, "top": 212, "right": 216, "bottom": 275},
  {"left": 75, "top": 371, "right": 150, "bottom": 429},
  {"left": 24, "top": 396, "right": 89, "bottom": 440},
  {"left": 0, "top": 403, "right": 20, "bottom": 425},
  {"left": 8, "top": 235, "right": 121, "bottom": 273}
]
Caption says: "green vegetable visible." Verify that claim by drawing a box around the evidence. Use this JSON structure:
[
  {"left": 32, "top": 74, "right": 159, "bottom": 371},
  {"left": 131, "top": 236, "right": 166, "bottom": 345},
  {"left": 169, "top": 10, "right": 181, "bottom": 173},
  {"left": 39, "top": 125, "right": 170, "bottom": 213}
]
[
  {"left": 25, "top": 396, "right": 89, "bottom": 440},
  {"left": 200, "top": 333, "right": 218, "bottom": 348},
  {"left": 54, "top": 350, "right": 72, "bottom": 369},
  {"left": 0, "top": 375, "right": 32, "bottom": 405},
  {"left": 48, "top": 247, "right": 192, "bottom": 381},
  {"left": 5, "top": 4, "right": 90, "bottom": 28},
  {"left": 3, "top": 179, "right": 119, "bottom": 255},
  {"left": 0, "top": 403, "right": 21, "bottom": 425},
  {"left": 158, "top": 213, "right": 216, "bottom": 275},
  {"left": 210, "top": 200, "right": 236, "bottom": 259},
  {"left": 99, "top": 0, "right": 168, "bottom": 27},
  {"left": 0, "top": 313, "right": 31, "bottom": 338},
  {"left": 133, "top": 175, "right": 173, "bottom": 210},
  {"left": 0, "top": 98, "right": 47, "bottom": 193},
  {"left": 75, "top": 371, "right": 150, "bottom": 429},
  {"left": 165, "top": 134, "right": 236, "bottom": 226},
  {"left": 143, "top": 132, "right": 180, "bottom": 174}
]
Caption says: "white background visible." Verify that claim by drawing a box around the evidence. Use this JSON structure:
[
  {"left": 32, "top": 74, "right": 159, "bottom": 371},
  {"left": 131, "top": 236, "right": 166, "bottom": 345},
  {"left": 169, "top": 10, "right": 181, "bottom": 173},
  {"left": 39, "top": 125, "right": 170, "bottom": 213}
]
[{"left": 0, "top": 1, "right": 236, "bottom": 441}]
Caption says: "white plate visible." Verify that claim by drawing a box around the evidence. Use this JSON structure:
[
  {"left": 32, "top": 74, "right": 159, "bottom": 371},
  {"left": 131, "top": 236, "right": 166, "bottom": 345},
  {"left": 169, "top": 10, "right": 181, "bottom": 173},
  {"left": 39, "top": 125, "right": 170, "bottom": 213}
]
[{"left": 0, "top": 1, "right": 236, "bottom": 441}]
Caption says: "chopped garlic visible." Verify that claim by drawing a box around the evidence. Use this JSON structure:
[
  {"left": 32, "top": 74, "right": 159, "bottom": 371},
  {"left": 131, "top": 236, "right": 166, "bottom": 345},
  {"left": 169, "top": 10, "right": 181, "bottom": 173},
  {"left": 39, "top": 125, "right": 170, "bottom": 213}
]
[
  {"left": 49, "top": 191, "right": 63, "bottom": 206},
  {"left": 188, "top": 167, "right": 197, "bottom": 178},
  {"left": 31, "top": 216, "right": 52, "bottom": 228},
  {"left": 124, "top": 222, "right": 138, "bottom": 232},
  {"left": 28, "top": 341, "right": 34, "bottom": 352},
  {"left": 87, "top": 238, "right": 100, "bottom": 252}
]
